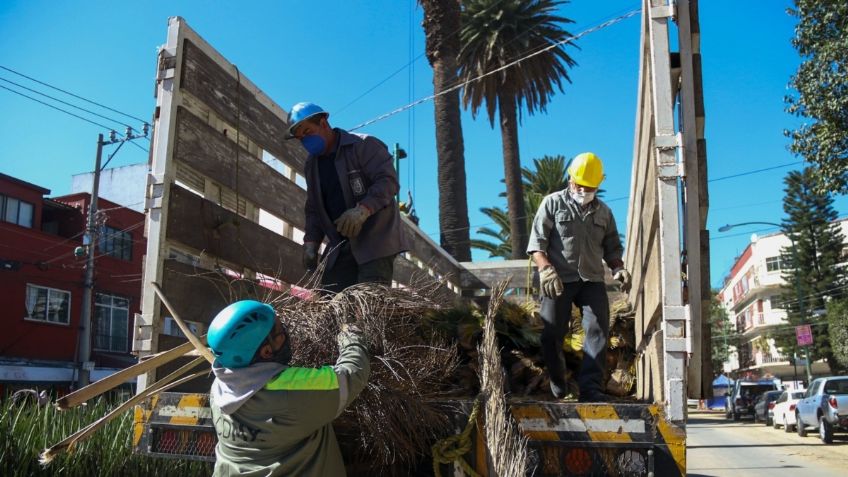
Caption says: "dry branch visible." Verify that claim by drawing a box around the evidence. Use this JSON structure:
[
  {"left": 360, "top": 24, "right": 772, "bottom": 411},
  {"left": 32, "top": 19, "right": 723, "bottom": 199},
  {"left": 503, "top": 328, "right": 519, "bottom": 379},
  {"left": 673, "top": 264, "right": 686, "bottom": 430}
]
[
  {"left": 55, "top": 340, "right": 196, "bottom": 410},
  {"left": 479, "top": 282, "right": 528, "bottom": 477}
]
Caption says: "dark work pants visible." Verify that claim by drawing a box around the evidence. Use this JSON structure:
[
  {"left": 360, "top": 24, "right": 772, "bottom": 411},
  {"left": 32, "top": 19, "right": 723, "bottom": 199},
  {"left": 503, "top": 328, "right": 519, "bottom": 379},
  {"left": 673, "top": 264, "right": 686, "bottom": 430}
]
[
  {"left": 540, "top": 280, "right": 610, "bottom": 396},
  {"left": 321, "top": 243, "right": 396, "bottom": 294}
]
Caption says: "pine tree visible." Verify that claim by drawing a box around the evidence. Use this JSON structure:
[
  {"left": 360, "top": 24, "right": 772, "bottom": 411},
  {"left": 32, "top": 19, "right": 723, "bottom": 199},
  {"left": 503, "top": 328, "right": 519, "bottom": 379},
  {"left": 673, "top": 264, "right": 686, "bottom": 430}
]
[
  {"left": 775, "top": 168, "right": 846, "bottom": 373},
  {"left": 785, "top": 1, "right": 848, "bottom": 193}
]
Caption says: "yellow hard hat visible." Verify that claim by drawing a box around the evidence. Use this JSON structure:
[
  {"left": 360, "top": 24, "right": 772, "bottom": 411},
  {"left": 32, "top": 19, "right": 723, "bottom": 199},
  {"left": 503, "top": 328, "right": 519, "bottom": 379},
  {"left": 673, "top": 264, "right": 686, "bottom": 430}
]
[{"left": 567, "top": 152, "right": 604, "bottom": 188}]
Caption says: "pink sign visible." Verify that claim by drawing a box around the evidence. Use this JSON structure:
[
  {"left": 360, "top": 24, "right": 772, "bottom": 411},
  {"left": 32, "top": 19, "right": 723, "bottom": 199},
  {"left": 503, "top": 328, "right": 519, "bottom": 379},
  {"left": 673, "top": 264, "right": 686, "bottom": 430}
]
[{"left": 796, "top": 324, "right": 813, "bottom": 346}]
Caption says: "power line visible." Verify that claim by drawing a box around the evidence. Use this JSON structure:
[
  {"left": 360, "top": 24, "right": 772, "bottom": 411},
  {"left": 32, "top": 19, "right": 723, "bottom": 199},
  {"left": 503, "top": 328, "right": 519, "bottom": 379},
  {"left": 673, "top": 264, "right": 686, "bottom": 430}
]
[
  {"left": 0, "top": 76, "right": 136, "bottom": 131},
  {"left": 349, "top": 8, "right": 641, "bottom": 132},
  {"left": 709, "top": 161, "right": 803, "bottom": 183},
  {"left": 0, "top": 84, "right": 114, "bottom": 130},
  {"left": 0, "top": 64, "right": 148, "bottom": 124}
]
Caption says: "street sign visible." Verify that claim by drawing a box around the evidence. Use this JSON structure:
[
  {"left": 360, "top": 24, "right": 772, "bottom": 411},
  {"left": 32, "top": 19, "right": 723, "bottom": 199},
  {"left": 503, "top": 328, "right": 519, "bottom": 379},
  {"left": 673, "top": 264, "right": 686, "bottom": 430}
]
[{"left": 796, "top": 324, "right": 813, "bottom": 346}]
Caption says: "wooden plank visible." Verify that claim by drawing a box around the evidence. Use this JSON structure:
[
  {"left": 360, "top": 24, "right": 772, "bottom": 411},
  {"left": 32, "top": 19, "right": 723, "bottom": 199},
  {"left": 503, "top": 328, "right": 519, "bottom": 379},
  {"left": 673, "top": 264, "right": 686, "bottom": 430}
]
[
  {"left": 459, "top": 260, "right": 536, "bottom": 290},
  {"left": 166, "top": 184, "right": 305, "bottom": 284},
  {"left": 401, "top": 216, "right": 462, "bottom": 283},
  {"left": 174, "top": 107, "right": 306, "bottom": 230},
  {"left": 180, "top": 38, "right": 306, "bottom": 173}
]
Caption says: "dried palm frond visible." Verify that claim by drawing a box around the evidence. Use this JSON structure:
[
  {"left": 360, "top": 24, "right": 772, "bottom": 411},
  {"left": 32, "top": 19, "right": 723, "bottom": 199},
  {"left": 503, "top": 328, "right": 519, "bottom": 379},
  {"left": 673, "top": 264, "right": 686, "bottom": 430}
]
[
  {"left": 276, "top": 282, "right": 460, "bottom": 473},
  {"left": 479, "top": 282, "right": 529, "bottom": 477}
]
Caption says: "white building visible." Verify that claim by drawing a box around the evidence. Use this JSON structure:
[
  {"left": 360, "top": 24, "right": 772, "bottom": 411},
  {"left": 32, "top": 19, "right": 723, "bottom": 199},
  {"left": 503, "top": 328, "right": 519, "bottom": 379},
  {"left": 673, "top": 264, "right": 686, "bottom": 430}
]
[
  {"left": 718, "top": 219, "right": 848, "bottom": 385},
  {"left": 72, "top": 163, "right": 147, "bottom": 212}
]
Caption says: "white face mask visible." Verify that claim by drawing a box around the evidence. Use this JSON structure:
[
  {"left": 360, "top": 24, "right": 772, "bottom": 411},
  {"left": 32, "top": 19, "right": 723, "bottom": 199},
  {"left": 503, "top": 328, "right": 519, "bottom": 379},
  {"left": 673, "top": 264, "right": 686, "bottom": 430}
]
[{"left": 570, "top": 189, "right": 595, "bottom": 206}]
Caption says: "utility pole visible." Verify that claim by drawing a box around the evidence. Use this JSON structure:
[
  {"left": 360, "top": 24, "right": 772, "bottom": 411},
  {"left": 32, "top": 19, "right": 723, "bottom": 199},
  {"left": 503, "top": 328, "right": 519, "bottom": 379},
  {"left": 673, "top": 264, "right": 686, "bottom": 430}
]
[
  {"left": 392, "top": 143, "right": 407, "bottom": 204},
  {"left": 76, "top": 126, "right": 148, "bottom": 389}
]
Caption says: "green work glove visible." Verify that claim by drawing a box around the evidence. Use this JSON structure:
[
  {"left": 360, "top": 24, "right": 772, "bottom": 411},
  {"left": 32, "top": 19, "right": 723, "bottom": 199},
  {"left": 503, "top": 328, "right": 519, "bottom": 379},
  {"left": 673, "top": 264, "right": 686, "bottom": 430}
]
[
  {"left": 539, "top": 265, "right": 564, "bottom": 299},
  {"left": 302, "top": 241, "right": 319, "bottom": 270},
  {"left": 613, "top": 268, "right": 632, "bottom": 293},
  {"left": 334, "top": 205, "right": 371, "bottom": 238}
]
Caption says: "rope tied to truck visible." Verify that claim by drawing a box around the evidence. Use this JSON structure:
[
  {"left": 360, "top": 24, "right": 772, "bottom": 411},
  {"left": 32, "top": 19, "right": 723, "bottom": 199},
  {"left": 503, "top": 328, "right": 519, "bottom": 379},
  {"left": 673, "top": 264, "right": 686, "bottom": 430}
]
[{"left": 431, "top": 396, "right": 482, "bottom": 477}]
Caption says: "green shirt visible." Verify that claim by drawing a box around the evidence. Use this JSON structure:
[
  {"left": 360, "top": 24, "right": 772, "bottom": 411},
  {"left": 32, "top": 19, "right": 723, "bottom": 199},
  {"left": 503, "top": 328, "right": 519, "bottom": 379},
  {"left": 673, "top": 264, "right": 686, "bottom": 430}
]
[{"left": 211, "top": 331, "right": 370, "bottom": 476}]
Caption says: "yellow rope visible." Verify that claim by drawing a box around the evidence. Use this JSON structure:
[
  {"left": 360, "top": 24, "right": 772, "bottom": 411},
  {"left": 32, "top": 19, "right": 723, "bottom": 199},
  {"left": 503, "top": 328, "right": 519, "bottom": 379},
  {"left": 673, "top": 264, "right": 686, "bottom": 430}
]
[{"left": 432, "top": 397, "right": 482, "bottom": 477}]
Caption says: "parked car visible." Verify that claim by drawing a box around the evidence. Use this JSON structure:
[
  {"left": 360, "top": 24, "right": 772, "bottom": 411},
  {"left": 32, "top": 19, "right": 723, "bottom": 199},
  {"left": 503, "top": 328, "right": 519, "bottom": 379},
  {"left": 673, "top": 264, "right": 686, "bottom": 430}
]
[
  {"left": 725, "top": 378, "right": 780, "bottom": 421},
  {"left": 753, "top": 390, "right": 783, "bottom": 426},
  {"left": 772, "top": 389, "right": 806, "bottom": 432},
  {"left": 795, "top": 376, "right": 848, "bottom": 444}
]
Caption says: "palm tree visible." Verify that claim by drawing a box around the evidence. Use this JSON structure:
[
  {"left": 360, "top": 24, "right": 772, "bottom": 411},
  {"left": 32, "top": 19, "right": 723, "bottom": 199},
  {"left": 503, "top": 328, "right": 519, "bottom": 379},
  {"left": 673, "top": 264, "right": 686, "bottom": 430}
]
[
  {"left": 472, "top": 155, "right": 569, "bottom": 258},
  {"left": 459, "top": 0, "right": 577, "bottom": 259},
  {"left": 419, "top": 0, "right": 472, "bottom": 262}
]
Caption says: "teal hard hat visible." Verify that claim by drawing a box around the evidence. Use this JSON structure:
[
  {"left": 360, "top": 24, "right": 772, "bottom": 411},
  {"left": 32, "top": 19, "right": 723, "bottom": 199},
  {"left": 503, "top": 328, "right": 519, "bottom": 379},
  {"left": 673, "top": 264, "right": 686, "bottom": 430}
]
[
  {"left": 287, "top": 102, "right": 328, "bottom": 137},
  {"left": 207, "top": 300, "right": 276, "bottom": 368}
]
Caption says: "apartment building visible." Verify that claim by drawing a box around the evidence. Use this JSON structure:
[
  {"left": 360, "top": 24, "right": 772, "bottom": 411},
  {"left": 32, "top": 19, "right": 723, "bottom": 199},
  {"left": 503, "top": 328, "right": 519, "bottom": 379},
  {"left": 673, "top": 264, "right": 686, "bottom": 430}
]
[{"left": 718, "top": 220, "right": 848, "bottom": 386}]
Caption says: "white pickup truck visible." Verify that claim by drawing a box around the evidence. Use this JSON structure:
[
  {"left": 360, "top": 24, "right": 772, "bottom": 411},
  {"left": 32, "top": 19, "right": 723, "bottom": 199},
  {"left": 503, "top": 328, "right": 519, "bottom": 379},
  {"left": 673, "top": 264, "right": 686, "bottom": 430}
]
[{"left": 795, "top": 376, "right": 848, "bottom": 444}]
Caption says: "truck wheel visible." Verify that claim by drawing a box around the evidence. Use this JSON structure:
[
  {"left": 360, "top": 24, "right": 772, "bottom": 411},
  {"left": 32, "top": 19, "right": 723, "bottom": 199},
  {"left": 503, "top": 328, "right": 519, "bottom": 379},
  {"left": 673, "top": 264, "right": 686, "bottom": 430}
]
[
  {"left": 797, "top": 414, "right": 807, "bottom": 437},
  {"left": 820, "top": 417, "right": 834, "bottom": 444}
]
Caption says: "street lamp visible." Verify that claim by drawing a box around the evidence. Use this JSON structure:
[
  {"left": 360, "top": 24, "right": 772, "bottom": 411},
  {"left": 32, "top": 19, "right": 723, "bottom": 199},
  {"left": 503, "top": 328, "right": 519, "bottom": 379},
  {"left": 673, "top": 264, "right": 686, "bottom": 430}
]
[{"left": 718, "top": 221, "right": 813, "bottom": 385}]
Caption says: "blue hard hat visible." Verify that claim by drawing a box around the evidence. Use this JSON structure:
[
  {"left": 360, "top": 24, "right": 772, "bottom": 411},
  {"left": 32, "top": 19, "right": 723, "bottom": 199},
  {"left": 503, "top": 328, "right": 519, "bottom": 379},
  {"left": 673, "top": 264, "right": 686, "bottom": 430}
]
[
  {"left": 287, "top": 102, "right": 328, "bottom": 137},
  {"left": 207, "top": 300, "right": 276, "bottom": 368}
]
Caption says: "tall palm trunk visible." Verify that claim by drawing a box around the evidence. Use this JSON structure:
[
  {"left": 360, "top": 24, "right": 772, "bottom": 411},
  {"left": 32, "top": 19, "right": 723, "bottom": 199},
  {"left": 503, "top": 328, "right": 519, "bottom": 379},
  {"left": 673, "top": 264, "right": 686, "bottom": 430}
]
[
  {"left": 498, "top": 92, "right": 527, "bottom": 258},
  {"left": 421, "top": 0, "right": 471, "bottom": 262}
]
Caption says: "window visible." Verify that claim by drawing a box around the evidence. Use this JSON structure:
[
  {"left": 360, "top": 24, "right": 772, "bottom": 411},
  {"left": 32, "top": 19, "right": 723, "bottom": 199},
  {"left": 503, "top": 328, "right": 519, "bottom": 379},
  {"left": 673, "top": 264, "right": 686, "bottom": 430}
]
[
  {"left": 97, "top": 225, "right": 133, "bottom": 260},
  {"left": 25, "top": 284, "right": 71, "bottom": 324},
  {"left": 765, "top": 256, "right": 785, "bottom": 272},
  {"left": 94, "top": 293, "right": 129, "bottom": 352},
  {"left": 1, "top": 194, "right": 34, "bottom": 228}
]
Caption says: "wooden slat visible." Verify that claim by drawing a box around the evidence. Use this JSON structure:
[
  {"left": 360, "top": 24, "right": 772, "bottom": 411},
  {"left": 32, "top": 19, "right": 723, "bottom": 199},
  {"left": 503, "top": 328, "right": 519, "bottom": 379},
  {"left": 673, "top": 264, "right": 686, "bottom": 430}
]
[
  {"left": 180, "top": 39, "right": 306, "bottom": 173},
  {"left": 166, "top": 184, "right": 305, "bottom": 283},
  {"left": 402, "top": 218, "right": 461, "bottom": 283},
  {"left": 460, "top": 260, "right": 536, "bottom": 290},
  {"left": 174, "top": 107, "right": 306, "bottom": 230}
]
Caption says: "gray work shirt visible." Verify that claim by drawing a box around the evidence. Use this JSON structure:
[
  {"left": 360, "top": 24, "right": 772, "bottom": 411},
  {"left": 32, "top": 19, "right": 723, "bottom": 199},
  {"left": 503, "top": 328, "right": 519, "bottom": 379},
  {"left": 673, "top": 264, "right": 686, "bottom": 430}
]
[{"left": 526, "top": 190, "right": 624, "bottom": 283}]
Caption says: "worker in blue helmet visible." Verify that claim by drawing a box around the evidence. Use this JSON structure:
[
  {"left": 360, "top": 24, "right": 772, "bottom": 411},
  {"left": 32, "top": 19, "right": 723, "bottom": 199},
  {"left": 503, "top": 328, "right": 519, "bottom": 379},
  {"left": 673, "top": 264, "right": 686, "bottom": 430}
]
[
  {"left": 207, "top": 300, "right": 370, "bottom": 476},
  {"left": 287, "top": 102, "right": 408, "bottom": 293}
]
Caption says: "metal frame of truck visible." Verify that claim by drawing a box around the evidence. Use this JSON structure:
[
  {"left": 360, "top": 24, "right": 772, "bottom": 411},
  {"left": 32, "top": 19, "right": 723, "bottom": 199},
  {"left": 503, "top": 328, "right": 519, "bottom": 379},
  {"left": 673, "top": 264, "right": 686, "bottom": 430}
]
[{"left": 133, "top": 1, "right": 708, "bottom": 474}]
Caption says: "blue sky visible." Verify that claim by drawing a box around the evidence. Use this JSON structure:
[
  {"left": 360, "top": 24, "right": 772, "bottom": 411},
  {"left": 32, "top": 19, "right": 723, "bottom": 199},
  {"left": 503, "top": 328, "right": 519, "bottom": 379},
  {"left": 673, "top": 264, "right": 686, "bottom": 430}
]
[{"left": 1, "top": 0, "right": 845, "bottom": 288}]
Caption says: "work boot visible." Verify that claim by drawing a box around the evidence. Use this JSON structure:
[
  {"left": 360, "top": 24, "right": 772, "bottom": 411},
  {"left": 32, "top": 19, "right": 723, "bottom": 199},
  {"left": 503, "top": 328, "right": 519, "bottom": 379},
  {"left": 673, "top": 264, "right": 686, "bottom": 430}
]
[{"left": 550, "top": 377, "right": 569, "bottom": 399}]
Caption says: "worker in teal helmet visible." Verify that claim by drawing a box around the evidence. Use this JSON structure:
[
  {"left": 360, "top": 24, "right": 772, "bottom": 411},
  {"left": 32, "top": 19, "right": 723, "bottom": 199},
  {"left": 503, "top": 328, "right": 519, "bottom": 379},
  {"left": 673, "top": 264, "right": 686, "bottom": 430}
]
[
  {"left": 207, "top": 300, "right": 370, "bottom": 476},
  {"left": 526, "top": 152, "right": 630, "bottom": 402},
  {"left": 287, "top": 102, "right": 408, "bottom": 293}
]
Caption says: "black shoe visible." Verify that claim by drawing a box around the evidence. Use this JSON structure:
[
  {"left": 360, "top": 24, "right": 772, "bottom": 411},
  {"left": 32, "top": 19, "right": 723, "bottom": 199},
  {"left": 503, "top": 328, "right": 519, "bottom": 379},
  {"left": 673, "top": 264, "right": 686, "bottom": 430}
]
[
  {"left": 578, "top": 391, "right": 615, "bottom": 403},
  {"left": 550, "top": 379, "right": 569, "bottom": 399}
]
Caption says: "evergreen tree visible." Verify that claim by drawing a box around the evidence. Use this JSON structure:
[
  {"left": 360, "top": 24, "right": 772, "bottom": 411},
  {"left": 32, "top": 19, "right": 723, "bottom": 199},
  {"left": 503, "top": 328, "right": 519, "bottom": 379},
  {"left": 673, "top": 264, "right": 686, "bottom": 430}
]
[
  {"left": 709, "top": 291, "right": 737, "bottom": 374},
  {"left": 825, "top": 299, "right": 848, "bottom": 371},
  {"left": 775, "top": 168, "right": 846, "bottom": 372},
  {"left": 785, "top": 1, "right": 848, "bottom": 193}
]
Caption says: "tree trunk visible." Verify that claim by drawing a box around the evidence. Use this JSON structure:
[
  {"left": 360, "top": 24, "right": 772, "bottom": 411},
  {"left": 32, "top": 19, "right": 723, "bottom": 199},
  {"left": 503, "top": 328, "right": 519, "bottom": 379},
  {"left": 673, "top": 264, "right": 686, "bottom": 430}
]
[
  {"left": 421, "top": 0, "right": 471, "bottom": 262},
  {"left": 498, "top": 93, "right": 527, "bottom": 259}
]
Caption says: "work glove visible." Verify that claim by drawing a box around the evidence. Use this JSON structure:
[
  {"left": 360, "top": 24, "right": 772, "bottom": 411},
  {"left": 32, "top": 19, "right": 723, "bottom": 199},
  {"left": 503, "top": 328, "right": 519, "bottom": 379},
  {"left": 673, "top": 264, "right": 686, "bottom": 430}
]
[
  {"left": 302, "top": 241, "right": 319, "bottom": 270},
  {"left": 334, "top": 205, "right": 371, "bottom": 238},
  {"left": 613, "top": 268, "right": 632, "bottom": 293},
  {"left": 539, "top": 265, "right": 564, "bottom": 299}
]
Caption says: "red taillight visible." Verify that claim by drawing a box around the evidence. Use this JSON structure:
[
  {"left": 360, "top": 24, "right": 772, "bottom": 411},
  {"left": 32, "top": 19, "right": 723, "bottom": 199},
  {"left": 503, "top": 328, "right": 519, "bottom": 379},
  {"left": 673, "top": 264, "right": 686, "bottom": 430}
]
[
  {"left": 829, "top": 397, "right": 838, "bottom": 409},
  {"left": 789, "top": 404, "right": 796, "bottom": 412},
  {"left": 768, "top": 402, "right": 775, "bottom": 410}
]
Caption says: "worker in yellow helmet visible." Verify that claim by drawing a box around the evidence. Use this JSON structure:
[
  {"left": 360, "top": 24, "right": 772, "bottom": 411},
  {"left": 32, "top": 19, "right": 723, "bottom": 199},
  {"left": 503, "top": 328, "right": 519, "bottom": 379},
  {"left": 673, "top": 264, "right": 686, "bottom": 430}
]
[{"left": 526, "top": 152, "right": 631, "bottom": 402}]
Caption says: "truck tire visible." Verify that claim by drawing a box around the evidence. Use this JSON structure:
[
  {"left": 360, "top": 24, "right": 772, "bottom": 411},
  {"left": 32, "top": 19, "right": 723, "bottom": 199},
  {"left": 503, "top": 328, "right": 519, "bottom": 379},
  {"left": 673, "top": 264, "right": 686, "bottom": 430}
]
[
  {"left": 820, "top": 417, "right": 834, "bottom": 444},
  {"left": 797, "top": 413, "right": 807, "bottom": 437}
]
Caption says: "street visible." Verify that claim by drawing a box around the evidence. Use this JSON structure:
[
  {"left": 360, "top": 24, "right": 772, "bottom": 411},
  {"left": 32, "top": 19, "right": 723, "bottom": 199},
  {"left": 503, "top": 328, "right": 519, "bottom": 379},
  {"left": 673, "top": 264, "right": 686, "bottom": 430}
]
[{"left": 687, "top": 411, "right": 848, "bottom": 476}]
